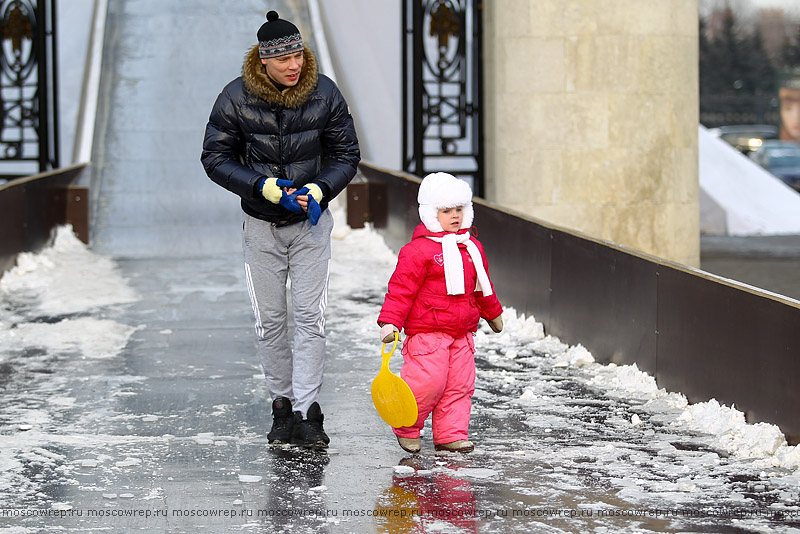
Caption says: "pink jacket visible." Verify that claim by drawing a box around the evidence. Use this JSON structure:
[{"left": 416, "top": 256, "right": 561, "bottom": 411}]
[{"left": 378, "top": 224, "right": 503, "bottom": 338}]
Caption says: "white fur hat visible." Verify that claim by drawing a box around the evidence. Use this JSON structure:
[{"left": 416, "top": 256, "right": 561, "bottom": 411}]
[{"left": 417, "top": 172, "right": 474, "bottom": 233}]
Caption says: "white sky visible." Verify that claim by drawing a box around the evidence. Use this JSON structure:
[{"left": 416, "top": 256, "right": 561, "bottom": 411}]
[
  {"left": 701, "top": 0, "right": 800, "bottom": 17},
  {"left": 753, "top": 0, "right": 800, "bottom": 11}
]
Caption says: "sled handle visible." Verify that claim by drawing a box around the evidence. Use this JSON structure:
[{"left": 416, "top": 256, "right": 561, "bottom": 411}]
[{"left": 381, "top": 332, "right": 398, "bottom": 358}]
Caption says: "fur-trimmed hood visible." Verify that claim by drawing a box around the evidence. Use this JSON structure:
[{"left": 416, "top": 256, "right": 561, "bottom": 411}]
[{"left": 242, "top": 45, "right": 319, "bottom": 109}]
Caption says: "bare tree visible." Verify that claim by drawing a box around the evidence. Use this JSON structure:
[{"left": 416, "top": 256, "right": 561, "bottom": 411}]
[{"left": 759, "top": 8, "right": 792, "bottom": 62}]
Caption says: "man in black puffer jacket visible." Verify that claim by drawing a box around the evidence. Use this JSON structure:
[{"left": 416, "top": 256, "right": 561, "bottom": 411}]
[{"left": 201, "top": 11, "right": 360, "bottom": 450}]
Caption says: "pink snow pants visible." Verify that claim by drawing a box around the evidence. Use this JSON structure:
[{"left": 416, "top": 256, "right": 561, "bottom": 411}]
[{"left": 393, "top": 332, "right": 476, "bottom": 445}]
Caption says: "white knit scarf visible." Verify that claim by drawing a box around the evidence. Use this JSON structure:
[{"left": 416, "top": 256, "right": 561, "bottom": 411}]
[{"left": 426, "top": 233, "right": 492, "bottom": 296}]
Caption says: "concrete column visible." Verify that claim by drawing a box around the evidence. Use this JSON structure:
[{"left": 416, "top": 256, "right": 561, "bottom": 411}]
[{"left": 483, "top": 0, "right": 699, "bottom": 267}]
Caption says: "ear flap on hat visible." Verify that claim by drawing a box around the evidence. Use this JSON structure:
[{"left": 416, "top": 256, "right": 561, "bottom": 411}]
[
  {"left": 419, "top": 204, "right": 444, "bottom": 233},
  {"left": 460, "top": 201, "right": 474, "bottom": 230}
]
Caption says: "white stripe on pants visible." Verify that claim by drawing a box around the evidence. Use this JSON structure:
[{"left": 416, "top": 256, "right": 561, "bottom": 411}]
[{"left": 242, "top": 210, "right": 333, "bottom": 418}]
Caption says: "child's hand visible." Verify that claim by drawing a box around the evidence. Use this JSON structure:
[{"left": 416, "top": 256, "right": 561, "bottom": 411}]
[
  {"left": 486, "top": 315, "right": 503, "bottom": 333},
  {"left": 380, "top": 324, "right": 399, "bottom": 343}
]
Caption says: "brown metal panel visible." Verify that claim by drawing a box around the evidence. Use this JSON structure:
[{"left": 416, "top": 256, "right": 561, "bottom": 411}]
[
  {"left": 23, "top": 182, "right": 51, "bottom": 252},
  {"left": 368, "top": 179, "right": 389, "bottom": 231},
  {"left": 0, "top": 184, "right": 26, "bottom": 272},
  {"left": 359, "top": 164, "right": 420, "bottom": 252},
  {"left": 64, "top": 186, "right": 89, "bottom": 244},
  {"left": 472, "top": 203, "right": 552, "bottom": 326},
  {"left": 656, "top": 266, "right": 800, "bottom": 443},
  {"left": 45, "top": 185, "right": 89, "bottom": 244},
  {"left": 346, "top": 181, "right": 369, "bottom": 229},
  {"left": 0, "top": 164, "right": 89, "bottom": 274},
  {"left": 548, "top": 231, "right": 659, "bottom": 372}
]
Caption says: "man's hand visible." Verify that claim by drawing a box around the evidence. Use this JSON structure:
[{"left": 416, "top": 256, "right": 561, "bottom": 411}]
[
  {"left": 260, "top": 177, "right": 283, "bottom": 203},
  {"left": 260, "top": 178, "right": 296, "bottom": 204},
  {"left": 295, "top": 183, "right": 323, "bottom": 224}
]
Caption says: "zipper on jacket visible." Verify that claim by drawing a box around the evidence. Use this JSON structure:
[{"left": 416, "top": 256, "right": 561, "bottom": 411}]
[{"left": 276, "top": 107, "right": 283, "bottom": 179}]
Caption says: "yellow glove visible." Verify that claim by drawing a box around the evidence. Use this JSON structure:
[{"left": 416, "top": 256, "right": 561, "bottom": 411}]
[
  {"left": 304, "top": 183, "right": 324, "bottom": 203},
  {"left": 260, "top": 177, "right": 283, "bottom": 204}
]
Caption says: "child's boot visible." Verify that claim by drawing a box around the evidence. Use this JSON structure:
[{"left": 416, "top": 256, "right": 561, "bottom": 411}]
[
  {"left": 396, "top": 436, "right": 421, "bottom": 453},
  {"left": 435, "top": 440, "right": 474, "bottom": 453}
]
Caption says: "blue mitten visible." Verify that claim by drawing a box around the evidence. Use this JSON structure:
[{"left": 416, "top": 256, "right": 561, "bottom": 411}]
[
  {"left": 260, "top": 178, "right": 297, "bottom": 204},
  {"left": 276, "top": 183, "right": 323, "bottom": 224},
  {"left": 302, "top": 183, "right": 324, "bottom": 225},
  {"left": 306, "top": 195, "right": 321, "bottom": 225},
  {"left": 290, "top": 187, "right": 322, "bottom": 225},
  {"left": 279, "top": 191, "right": 303, "bottom": 213}
]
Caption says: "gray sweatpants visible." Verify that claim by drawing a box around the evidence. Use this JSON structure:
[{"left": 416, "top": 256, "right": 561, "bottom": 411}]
[{"left": 241, "top": 210, "right": 333, "bottom": 418}]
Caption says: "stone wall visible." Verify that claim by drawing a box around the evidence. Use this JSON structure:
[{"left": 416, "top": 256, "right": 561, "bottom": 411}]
[{"left": 483, "top": 1, "right": 700, "bottom": 266}]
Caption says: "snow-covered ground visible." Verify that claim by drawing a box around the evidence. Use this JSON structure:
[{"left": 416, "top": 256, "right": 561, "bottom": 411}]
[
  {"left": 0, "top": 227, "right": 141, "bottom": 503},
  {"left": 331, "top": 216, "right": 800, "bottom": 469},
  {"left": 2, "top": 220, "right": 800, "bottom": 532}
]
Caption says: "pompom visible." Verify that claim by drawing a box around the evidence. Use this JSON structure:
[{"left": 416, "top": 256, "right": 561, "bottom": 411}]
[{"left": 266, "top": 10, "right": 279, "bottom": 22}]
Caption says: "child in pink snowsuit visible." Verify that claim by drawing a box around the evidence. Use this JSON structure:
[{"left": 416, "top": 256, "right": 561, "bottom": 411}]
[{"left": 377, "top": 172, "right": 504, "bottom": 454}]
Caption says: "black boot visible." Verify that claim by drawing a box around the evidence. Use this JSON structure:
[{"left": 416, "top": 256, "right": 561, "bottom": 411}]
[
  {"left": 267, "top": 397, "right": 294, "bottom": 445},
  {"left": 290, "top": 402, "right": 330, "bottom": 449}
]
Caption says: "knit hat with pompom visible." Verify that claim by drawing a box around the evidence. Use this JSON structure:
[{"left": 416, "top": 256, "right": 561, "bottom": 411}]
[{"left": 257, "top": 11, "right": 304, "bottom": 59}]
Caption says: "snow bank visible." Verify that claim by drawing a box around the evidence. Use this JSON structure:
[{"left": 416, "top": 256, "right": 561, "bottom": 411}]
[
  {"left": 1, "top": 225, "right": 138, "bottom": 316},
  {"left": 2, "top": 317, "right": 137, "bottom": 360},
  {"left": 484, "top": 308, "right": 800, "bottom": 470},
  {"left": 0, "top": 226, "right": 139, "bottom": 363},
  {"left": 699, "top": 125, "right": 800, "bottom": 235}
]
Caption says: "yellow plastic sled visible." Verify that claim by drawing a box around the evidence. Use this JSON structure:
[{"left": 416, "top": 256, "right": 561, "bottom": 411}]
[{"left": 371, "top": 333, "right": 418, "bottom": 428}]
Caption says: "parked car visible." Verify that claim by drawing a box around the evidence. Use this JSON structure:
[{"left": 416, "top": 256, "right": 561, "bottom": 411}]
[
  {"left": 708, "top": 124, "right": 779, "bottom": 155},
  {"left": 750, "top": 140, "right": 800, "bottom": 191}
]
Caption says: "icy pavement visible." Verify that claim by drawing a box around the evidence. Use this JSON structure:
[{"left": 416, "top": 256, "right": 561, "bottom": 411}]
[{"left": 1, "top": 217, "right": 800, "bottom": 533}]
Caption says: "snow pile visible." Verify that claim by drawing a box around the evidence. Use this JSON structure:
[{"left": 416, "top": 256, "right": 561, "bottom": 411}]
[
  {"left": 1, "top": 225, "right": 138, "bottom": 316},
  {"left": 393, "top": 465, "right": 416, "bottom": 477},
  {"left": 446, "top": 467, "right": 499, "bottom": 480},
  {"left": 487, "top": 308, "right": 545, "bottom": 348},
  {"left": 699, "top": 125, "right": 800, "bottom": 235},
  {"left": 328, "top": 205, "right": 398, "bottom": 299},
  {"left": 0, "top": 226, "right": 139, "bottom": 363},
  {"left": 1, "top": 317, "right": 137, "bottom": 360},
  {"left": 553, "top": 343, "right": 594, "bottom": 369},
  {"left": 475, "top": 305, "right": 800, "bottom": 470},
  {"left": 590, "top": 362, "right": 661, "bottom": 398},
  {"left": 675, "top": 400, "right": 800, "bottom": 467},
  {"left": 0, "top": 227, "right": 142, "bottom": 498}
]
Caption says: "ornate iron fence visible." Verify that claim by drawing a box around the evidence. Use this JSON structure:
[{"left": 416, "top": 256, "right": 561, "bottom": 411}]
[
  {"left": 402, "top": 0, "right": 484, "bottom": 196},
  {"left": 700, "top": 94, "right": 780, "bottom": 129},
  {"left": 0, "top": 0, "right": 59, "bottom": 179}
]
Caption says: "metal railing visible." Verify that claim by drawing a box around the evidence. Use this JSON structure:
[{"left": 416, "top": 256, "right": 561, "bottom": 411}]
[
  {"left": 0, "top": 0, "right": 60, "bottom": 178},
  {"left": 402, "top": 0, "right": 484, "bottom": 195}
]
